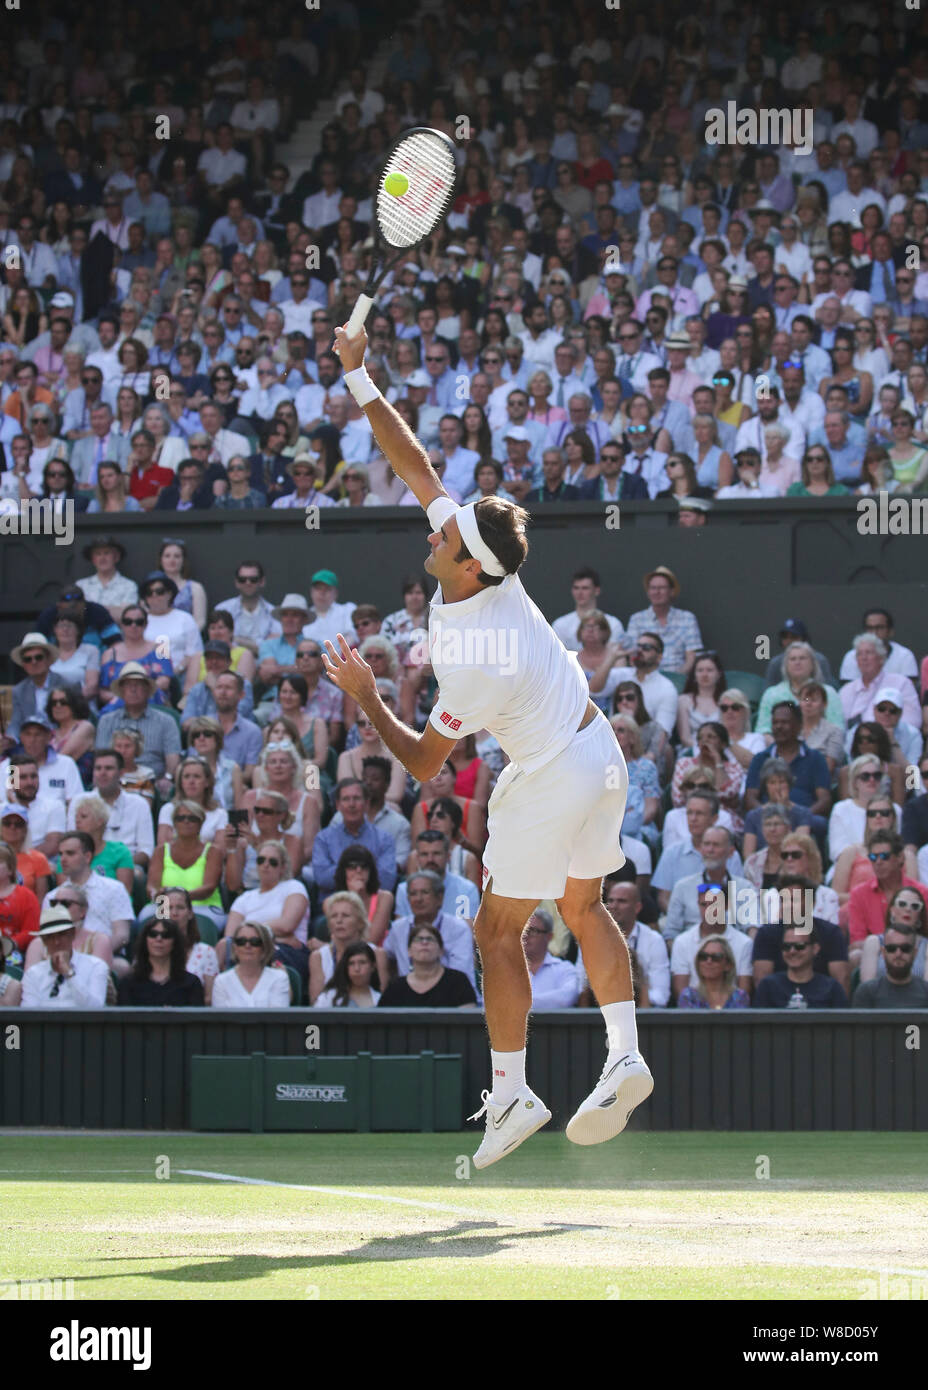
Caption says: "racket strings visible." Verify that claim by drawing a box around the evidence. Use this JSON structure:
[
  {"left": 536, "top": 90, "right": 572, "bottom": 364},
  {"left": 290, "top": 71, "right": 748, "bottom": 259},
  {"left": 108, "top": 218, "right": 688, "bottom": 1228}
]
[{"left": 377, "top": 132, "right": 456, "bottom": 247}]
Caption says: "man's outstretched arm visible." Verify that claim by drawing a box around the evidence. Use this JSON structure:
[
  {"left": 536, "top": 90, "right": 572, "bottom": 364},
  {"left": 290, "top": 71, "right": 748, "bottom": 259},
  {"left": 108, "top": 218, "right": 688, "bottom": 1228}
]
[
  {"left": 333, "top": 324, "right": 450, "bottom": 513},
  {"left": 322, "top": 636, "right": 454, "bottom": 782}
]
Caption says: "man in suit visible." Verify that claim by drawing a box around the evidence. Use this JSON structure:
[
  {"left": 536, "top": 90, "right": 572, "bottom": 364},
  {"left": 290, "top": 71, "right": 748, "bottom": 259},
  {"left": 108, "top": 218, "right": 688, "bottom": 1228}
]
[
  {"left": 197, "top": 401, "right": 251, "bottom": 466},
  {"left": 5, "top": 633, "right": 57, "bottom": 748},
  {"left": 581, "top": 441, "right": 649, "bottom": 501},
  {"left": 886, "top": 270, "right": 928, "bottom": 320},
  {"left": 69, "top": 403, "right": 130, "bottom": 486},
  {"left": 855, "top": 231, "right": 906, "bottom": 303},
  {"left": 247, "top": 418, "right": 293, "bottom": 497},
  {"left": 43, "top": 145, "right": 100, "bottom": 210},
  {"left": 153, "top": 457, "right": 217, "bottom": 511},
  {"left": 897, "top": 92, "right": 928, "bottom": 152},
  {"left": 471, "top": 175, "right": 525, "bottom": 243},
  {"left": 553, "top": 223, "right": 599, "bottom": 284},
  {"left": 251, "top": 164, "right": 300, "bottom": 247}
]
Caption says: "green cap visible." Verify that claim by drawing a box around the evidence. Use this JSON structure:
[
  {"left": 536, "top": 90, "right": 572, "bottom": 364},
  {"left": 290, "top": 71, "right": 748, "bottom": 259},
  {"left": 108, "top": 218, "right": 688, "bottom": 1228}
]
[{"left": 311, "top": 569, "right": 338, "bottom": 587}]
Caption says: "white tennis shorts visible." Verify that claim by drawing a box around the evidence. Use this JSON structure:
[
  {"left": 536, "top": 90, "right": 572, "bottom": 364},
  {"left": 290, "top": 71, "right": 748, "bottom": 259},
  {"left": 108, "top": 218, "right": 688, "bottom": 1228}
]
[{"left": 481, "top": 710, "right": 628, "bottom": 901}]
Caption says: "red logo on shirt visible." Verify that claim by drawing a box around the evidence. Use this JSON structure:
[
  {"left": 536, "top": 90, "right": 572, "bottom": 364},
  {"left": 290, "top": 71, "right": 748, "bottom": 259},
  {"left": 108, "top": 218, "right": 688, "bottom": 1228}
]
[{"left": 438, "top": 711, "right": 462, "bottom": 731}]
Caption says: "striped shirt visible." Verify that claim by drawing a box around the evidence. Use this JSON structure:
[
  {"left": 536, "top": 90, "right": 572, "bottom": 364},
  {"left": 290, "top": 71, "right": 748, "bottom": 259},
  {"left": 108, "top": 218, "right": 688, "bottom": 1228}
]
[{"left": 624, "top": 605, "right": 703, "bottom": 674}]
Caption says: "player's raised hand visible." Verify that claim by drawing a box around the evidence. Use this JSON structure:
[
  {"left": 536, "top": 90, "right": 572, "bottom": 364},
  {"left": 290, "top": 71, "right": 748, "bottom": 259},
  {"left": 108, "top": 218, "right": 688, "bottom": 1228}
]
[
  {"left": 322, "top": 633, "right": 378, "bottom": 702},
  {"left": 332, "top": 324, "right": 368, "bottom": 372}
]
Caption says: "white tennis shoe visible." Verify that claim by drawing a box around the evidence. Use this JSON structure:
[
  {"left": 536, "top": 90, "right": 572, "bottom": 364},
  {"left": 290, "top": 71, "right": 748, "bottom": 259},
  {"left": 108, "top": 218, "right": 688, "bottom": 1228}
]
[
  {"left": 470, "top": 1085, "right": 552, "bottom": 1169},
  {"left": 565, "top": 1050, "right": 653, "bottom": 1146}
]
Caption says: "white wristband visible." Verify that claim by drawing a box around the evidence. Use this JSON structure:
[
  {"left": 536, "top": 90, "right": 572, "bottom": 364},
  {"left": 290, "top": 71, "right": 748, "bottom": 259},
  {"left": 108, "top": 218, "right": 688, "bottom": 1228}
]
[{"left": 344, "top": 366, "right": 380, "bottom": 407}]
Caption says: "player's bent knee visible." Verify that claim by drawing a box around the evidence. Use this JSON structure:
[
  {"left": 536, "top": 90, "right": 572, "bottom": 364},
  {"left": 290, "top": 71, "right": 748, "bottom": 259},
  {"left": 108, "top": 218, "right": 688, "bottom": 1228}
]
[{"left": 556, "top": 876, "right": 605, "bottom": 919}]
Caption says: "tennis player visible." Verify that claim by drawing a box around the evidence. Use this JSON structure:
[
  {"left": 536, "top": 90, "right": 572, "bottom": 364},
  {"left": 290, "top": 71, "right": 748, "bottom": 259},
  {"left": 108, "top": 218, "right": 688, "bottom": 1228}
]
[{"left": 324, "top": 323, "right": 653, "bottom": 1168}]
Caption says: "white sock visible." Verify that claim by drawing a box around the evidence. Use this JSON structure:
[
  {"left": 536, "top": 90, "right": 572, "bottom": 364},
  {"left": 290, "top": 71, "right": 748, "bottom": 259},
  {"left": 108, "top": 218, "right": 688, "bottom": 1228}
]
[
  {"left": 490, "top": 1049, "right": 526, "bottom": 1105},
  {"left": 602, "top": 1001, "right": 638, "bottom": 1056}
]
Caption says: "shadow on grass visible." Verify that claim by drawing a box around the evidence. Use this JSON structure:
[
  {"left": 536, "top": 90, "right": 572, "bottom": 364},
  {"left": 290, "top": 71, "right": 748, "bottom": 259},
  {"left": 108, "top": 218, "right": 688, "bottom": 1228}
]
[{"left": 72, "top": 1219, "right": 611, "bottom": 1288}]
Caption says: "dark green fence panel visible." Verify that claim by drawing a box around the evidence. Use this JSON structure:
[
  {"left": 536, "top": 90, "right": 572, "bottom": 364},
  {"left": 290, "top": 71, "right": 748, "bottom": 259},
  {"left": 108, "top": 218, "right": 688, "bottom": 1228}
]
[
  {"left": 3, "top": 502, "right": 927, "bottom": 683},
  {"left": 2, "top": 1010, "right": 926, "bottom": 1131}
]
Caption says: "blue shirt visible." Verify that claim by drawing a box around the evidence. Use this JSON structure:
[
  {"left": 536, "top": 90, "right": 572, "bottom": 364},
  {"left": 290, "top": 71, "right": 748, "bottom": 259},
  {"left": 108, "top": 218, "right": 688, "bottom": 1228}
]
[
  {"left": 611, "top": 181, "right": 642, "bottom": 217},
  {"left": 745, "top": 741, "right": 830, "bottom": 809},
  {"left": 183, "top": 680, "right": 254, "bottom": 722},
  {"left": 652, "top": 840, "right": 744, "bottom": 893},
  {"left": 863, "top": 260, "right": 896, "bottom": 304},
  {"left": 257, "top": 633, "right": 303, "bottom": 670},
  {"left": 395, "top": 869, "right": 479, "bottom": 922},
  {"left": 815, "top": 437, "right": 861, "bottom": 484},
  {"left": 311, "top": 819, "right": 397, "bottom": 894},
  {"left": 753, "top": 971, "right": 847, "bottom": 1008},
  {"left": 217, "top": 714, "right": 263, "bottom": 770}
]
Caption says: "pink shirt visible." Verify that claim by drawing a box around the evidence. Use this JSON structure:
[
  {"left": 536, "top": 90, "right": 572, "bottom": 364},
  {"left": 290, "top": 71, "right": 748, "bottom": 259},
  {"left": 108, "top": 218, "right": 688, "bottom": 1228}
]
[
  {"left": 839, "top": 674, "right": 921, "bottom": 729},
  {"left": 667, "top": 369, "right": 705, "bottom": 408},
  {"left": 847, "top": 874, "right": 928, "bottom": 942},
  {"left": 759, "top": 455, "right": 801, "bottom": 495}
]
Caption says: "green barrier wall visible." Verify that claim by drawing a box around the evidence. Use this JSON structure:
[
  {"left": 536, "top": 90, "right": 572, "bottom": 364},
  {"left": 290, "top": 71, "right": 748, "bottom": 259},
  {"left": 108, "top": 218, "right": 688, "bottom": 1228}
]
[
  {"left": 2, "top": 1010, "right": 925, "bottom": 1131},
  {"left": 2, "top": 501, "right": 926, "bottom": 682}
]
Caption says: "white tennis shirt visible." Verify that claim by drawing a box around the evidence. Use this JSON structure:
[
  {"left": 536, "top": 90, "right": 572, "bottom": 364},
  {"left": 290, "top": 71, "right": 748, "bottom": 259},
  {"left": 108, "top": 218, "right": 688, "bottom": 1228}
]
[{"left": 425, "top": 497, "right": 588, "bottom": 775}]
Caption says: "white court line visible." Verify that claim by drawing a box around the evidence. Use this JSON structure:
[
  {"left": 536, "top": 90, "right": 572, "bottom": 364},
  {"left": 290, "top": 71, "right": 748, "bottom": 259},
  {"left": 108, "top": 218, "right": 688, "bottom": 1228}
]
[{"left": 178, "top": 1168, "right": 501, "bottom": 1221}]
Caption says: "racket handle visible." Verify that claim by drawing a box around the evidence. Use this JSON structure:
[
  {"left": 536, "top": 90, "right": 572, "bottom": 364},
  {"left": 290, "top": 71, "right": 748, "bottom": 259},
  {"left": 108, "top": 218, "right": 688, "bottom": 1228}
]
[{"left": 345, "top": 294, "right": 374, "bottom": 338}]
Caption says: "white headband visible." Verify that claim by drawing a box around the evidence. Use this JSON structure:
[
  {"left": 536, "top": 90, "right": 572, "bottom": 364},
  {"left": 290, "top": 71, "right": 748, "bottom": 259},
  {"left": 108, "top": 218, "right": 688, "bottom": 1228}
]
[{"left": 455, "top": 502, "right": 506, "bottom": 578}]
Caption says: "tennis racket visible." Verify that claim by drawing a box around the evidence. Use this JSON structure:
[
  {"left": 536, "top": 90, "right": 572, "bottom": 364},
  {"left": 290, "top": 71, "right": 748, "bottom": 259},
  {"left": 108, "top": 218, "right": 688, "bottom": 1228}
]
[{"left": 344, "top": 126, "right": 458, "bottom": 337}]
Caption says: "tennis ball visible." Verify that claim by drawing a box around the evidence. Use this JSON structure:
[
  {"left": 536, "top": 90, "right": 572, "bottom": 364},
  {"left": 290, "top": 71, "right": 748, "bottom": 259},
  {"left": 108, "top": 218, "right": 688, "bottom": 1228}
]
[{"left": 384, "top": 171, "right": 409, "bottom": 197}]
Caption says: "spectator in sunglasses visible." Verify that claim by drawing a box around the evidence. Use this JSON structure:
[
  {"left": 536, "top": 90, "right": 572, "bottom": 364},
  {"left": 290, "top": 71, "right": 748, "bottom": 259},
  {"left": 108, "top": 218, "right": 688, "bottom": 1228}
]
[
  {"left": 145, "top": 799, "right": 224, "bottom": 930},
  {"left": 867, "top": 689, "right": 923, "bottom": 767},
  {"left": 838, "top": 723, "right": 907, "bottom": 805},
  {"left": 670, "top": 882, "right": 754, "bottom": 1000},
  {"left": 20, "top": 901, "right": 110, "bottom": 1009},
  {"left": 98, "top": 606, "right": 175, "bottom": 710},
  {"left": 677, "top": 935, "right": 750, "bottom": 1010},
  {"left": 117, "top": 917, "right": 204, "bottom": 1007},
  {"left": 148, "top": 887, "right": 219, "bottom": 1004},
  {"left": 223, "top": 837, "right": 310, "bottom": 981},
  {"left": 715, "top": 688, "right": 766, "bottom": 772},
  {"left": 752, "top": 922, "right": 847, "bottom": 1009},
  {"left": 856, "top": 887, "right": 928, "bottom": 998},
  {"left": 846, "top": 831, "right": 928, "bottom": 965},
  {"left": 211, "top": 919, "right": 292, "bottom": 1008},
  {"left": 839, "top": 632, "right": 920, "bottom": 729},
  {"left": 749, "top": 829, "right": 839, "bottom": 925},
  {"left": 846, "top": 795, "right": 918, "bottom": 904}
]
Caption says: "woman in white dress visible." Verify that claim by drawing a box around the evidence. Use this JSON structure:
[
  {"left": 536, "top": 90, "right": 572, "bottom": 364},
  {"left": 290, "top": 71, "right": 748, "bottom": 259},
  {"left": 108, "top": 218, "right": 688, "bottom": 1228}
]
[{"left": 211, "top": 920, "right": 291, "bottom": 1008}]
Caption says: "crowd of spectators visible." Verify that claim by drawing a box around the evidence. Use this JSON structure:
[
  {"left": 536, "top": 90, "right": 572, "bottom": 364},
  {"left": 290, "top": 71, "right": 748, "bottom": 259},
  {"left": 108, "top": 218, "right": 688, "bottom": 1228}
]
[
  {"left": 1, "top": 3, "right": 928, "bottom": 1012},
  {"left": 4, "top": 3, "right": 928, "bottom": 515},
  {"left": 2, "top": 554, "right": 928, "bottom": 1011}
]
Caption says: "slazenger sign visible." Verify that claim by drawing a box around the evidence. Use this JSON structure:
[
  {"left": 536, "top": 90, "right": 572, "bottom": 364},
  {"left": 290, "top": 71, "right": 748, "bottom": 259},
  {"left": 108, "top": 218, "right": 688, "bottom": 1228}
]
[{"left": 275, "top": 1084, "right": 347, "bottom": 1102}]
